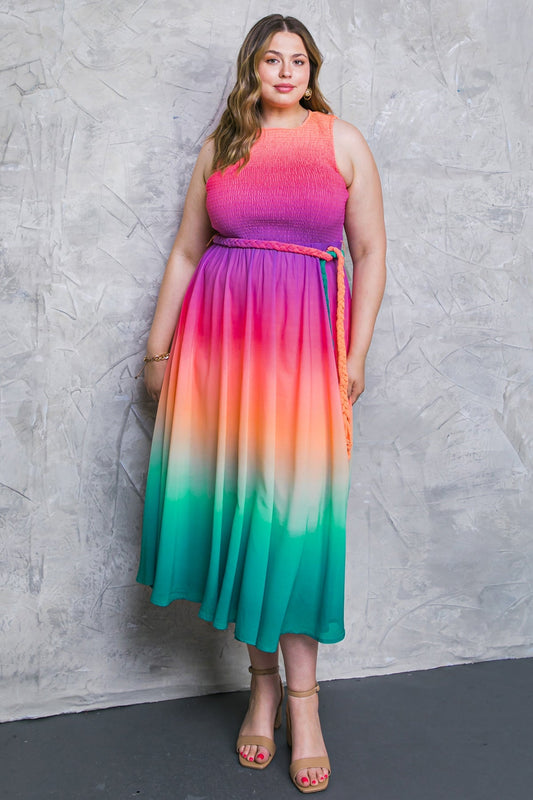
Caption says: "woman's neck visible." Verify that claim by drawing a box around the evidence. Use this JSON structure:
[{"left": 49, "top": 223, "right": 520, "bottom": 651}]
[{"left": 260, "top": 105, "right": 310, "bottom": 129}]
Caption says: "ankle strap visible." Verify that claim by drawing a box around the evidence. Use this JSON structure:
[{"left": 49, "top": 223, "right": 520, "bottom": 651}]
[
  {"left": 287, "top": 684, "right": 320, "bottom": 698},
  {"left": 248, "top": 665, "right": 279, "bottom": 676}
]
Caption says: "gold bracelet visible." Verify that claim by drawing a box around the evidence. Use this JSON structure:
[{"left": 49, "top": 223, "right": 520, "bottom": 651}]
[{"left": 135, "top": 352, "right": 170, "bottom": 379}]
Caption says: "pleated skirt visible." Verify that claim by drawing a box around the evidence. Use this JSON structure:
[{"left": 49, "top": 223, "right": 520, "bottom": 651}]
[{"left": 136, "top": 242, "right": 351, "bottom": 652}]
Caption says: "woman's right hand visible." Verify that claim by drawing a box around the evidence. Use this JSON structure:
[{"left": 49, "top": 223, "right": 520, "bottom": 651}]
[{"left": 143, "top": 360, "right": 168, "bottom": 402}]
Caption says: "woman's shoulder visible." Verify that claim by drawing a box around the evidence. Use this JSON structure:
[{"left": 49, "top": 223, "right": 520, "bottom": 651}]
[
  {"left": 332, "top": 117, "right": 369, "bottom": 149},
  {"left": 312, "top": 112, "right": 369, "bottom": 150},
  {"left": 331, "top": 118, "right": 376, "bottom": 189},
  {"left": 333, "top": 117, "right": 376, "bottom": 167},
  {"left": 197, "top": 138, "right": 216, "bottom": 184}
]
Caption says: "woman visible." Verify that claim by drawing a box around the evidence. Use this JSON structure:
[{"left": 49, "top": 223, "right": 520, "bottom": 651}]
[{"left": 136, "top": 14, "right": 386, "bottom": 794}]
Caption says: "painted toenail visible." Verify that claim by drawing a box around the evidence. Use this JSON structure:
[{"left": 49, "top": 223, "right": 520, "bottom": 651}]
[
  {"left": 301, "top": 777, "right": 309, "bottom": 784},
  {"left": 257, "top": 754, "right": 265, "bottom": 760},
  {"left": 248, "top": 756, "right": 254, "bottom": 761},
  {"left": 312, "top": 780, "right": 318, "bottom": 785}
]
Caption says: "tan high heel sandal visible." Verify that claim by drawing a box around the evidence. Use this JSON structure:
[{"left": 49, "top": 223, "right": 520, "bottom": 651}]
[
  {"left": 286, "top": 684, "right": 331, "bottom": 793},
  {"left": 236, "top": 665, "right": 284, "bottom": 770}
]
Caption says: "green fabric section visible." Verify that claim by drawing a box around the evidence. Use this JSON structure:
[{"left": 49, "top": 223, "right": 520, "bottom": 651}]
[
  {"left": 137, "top": 454, "right": 348, "bottom": 652},
  {"left": 320, "top": 249, "right": 346, "bottom": 345},
  {"left": 319, "top": 258, "right": 332, "bottom": 334}
]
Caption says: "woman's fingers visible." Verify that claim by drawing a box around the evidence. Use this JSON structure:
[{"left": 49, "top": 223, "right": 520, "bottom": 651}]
[
  {"left": 346, "top": 353, "right": 366, "bottom": 405},
  {"left": 349, "top": 380, "right": 364, "bottom": 404}
]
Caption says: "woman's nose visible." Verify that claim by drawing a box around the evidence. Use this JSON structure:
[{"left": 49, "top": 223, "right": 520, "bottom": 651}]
[{"left": 279, "top": 61, "right": 292, "bottom": 77}]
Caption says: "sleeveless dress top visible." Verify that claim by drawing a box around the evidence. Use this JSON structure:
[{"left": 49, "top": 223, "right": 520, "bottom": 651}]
[
  {"left": 137, "top": 111, "right": 353, "bottom": 652},
  {"left": 206, "top": 110, "right": 348, "bottom": 249}
]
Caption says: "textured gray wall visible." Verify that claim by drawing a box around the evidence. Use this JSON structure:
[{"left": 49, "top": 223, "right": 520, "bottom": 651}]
[{"left": 1, "top": 0, "right": 532, "bottom": 721}]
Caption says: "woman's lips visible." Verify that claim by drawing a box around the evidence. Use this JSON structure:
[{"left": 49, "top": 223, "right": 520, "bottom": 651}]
[{"left": 274, "top": 84, "right": 295, "bottom": 93}]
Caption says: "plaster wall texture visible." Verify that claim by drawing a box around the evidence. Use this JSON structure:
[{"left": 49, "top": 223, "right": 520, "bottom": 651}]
[{"left": 1, "top": 0, "right": 532, "bottom": 722}]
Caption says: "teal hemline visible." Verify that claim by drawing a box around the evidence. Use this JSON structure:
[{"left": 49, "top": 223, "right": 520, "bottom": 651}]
[{"left": 137, "top": 579, "right": 345, "bottom": 652}]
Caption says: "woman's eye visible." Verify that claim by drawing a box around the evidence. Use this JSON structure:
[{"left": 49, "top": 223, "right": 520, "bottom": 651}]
[{"left": 294, "top": 60, "right": 305, "bottom": 66}]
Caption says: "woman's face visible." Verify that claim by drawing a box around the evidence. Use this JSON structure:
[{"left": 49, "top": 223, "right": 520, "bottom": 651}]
[{"left": 257, "top": 31, "right": 311, "bottom": 111}]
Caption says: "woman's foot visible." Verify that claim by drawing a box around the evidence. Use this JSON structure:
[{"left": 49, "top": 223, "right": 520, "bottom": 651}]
[
  {"left": 237, "top": 668, "right": 283, "bottom": 766},
  {"left": 287, "top": 689, "right": 330, "bottom": 789}
]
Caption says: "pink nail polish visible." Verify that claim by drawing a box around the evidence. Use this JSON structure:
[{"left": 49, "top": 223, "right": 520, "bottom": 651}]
[
  {"left": 301, "top": 777, "right": 309, "bottom": 784},
  {"left": 312, "top": 780, "right": 318, "bottom": 785},
  {"left": 257, "top": 753, "right": 265, "bottom": 760},
  {"left": 248, "top": 756, "right": 254, "bottom": 761}
]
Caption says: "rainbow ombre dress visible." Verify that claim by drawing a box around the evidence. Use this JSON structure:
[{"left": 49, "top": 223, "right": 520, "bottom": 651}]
[{"left": 137, "top": 111, "right": 352, "bottom": 652}]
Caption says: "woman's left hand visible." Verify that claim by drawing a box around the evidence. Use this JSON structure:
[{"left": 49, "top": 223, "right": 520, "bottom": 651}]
[{"left": 347, "top": 351, "right": 366, "bottom": 405}]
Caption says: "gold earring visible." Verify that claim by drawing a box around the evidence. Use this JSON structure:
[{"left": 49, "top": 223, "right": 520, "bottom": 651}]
[{"left": 304, "top": 88, "right": 312, "bottom": 100}]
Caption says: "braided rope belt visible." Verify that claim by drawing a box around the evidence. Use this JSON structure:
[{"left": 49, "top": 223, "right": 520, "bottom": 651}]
[{"left": 211, "top": 235, "right": 352, "bottom": 457}]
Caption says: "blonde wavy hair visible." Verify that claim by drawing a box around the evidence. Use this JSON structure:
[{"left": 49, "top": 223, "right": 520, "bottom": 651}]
[{"left": 209, "top": 14, "right": 333, "bottom": 172}]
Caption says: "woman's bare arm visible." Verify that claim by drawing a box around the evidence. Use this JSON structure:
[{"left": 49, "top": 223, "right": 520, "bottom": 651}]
[
  {"left": 143, "top": 140, "right": 215, "bottom": 400},
  {"left": 334, "top": 119, "right": 387, "bottom": 404}
]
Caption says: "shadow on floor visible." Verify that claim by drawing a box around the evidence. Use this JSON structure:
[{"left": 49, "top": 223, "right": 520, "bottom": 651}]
[{"left": 1, "top": 658, "right": 532, "bottom": 800}]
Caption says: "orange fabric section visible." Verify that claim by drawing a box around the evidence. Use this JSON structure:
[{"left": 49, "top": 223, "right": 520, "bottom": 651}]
[{"left": 212, "top": 236, "right": 353, "bottom": 457}]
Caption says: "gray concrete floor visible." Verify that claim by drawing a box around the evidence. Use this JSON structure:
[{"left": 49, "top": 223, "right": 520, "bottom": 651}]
[{"left": 1, "top": 657, "right": 532, "bottom": 800}]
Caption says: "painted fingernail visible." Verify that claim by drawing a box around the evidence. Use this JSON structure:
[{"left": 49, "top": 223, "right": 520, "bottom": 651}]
[{"left": 257, "top": 753, "right": 265, "bottom": 760}]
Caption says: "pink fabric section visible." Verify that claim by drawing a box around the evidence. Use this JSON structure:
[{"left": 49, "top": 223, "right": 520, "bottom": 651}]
[
  {"left": 212, "top": 235, "right": 352, "bottom": 455},
  {"left": 206, "top": 112, "right": 348, "bottom": 250}
]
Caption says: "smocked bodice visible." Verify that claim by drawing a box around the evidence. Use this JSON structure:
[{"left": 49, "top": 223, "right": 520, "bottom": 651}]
[{"left": 206, "top": 111, "right": 348, "bottom": 250}]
